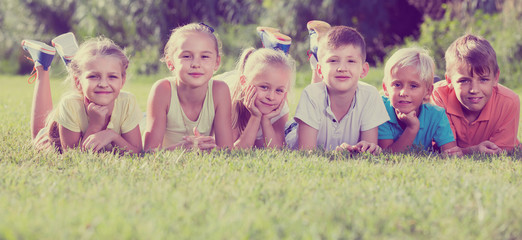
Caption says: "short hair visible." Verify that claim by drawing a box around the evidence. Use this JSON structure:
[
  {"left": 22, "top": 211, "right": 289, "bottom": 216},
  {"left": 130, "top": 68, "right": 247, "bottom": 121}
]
[
  {"left": 445, "top": 34, "right": 499, "bottom": 77},
  {"left": 162, "top": 23, "right": 221, "bottom": 63},
  {"left": 383, "top": 47, "right": 435, "bottom": 86},
  {"left": 317, "top": 26, "right": 366, "bottom": 62}
]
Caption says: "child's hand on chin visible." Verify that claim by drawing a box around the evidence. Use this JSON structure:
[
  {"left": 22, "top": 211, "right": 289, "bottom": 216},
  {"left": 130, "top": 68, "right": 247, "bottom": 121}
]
[
  {"left": 243, "top": 85, "right": 262, "bottom": 118},
  {"left": 395, "top": 109, "right": 420, "bottom": 129},
  {"left": 264, "top": 92, "right": 287, "bottom": 120},
  {"left": 84, "top": 97, "right": 110, "bottom": 128}
]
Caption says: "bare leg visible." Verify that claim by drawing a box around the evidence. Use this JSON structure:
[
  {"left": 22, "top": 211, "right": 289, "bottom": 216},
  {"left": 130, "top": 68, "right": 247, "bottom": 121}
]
[{"left": 31, "top": 66, "right": 53, "bottom": 139}]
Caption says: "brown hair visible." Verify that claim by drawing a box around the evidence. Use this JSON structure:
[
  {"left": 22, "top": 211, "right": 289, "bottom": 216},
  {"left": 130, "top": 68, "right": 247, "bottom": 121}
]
[
  {"left": 445, "top": 34, "right": 499, "bottom": 77},
  {"left": 317, "top": 26, "right": 367, "bottom": 62},
  {"left": 230, "top": 48, "right": 295, "bottom": 133}
]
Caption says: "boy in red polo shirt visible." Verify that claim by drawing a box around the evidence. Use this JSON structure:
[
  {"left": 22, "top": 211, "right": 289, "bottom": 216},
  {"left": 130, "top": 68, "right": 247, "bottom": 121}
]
[{"left": 431, "top": 34, "right": 520, "bottom": 154}]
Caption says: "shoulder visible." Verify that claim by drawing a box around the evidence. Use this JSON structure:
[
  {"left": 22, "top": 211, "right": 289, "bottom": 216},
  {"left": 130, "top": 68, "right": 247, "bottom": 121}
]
[
  {"left": 117, "top": 91, "right": 136, "bottom": 100},
  {"left": 149, "top": 78, "right": 172, "bottom": 100},
  {"left": 432, "top": 80, "right": 451, "bottom": 95},
  {"left": 58, "top": 92, "right": 83, "bottom": 108},
  {"left": 423, "top": 103, "right": 447, "bottom": 115},
  {"left": 358, "top": 81, "right": 379, "bottom": 91},
  {"left": 357, "top": 81, "right": 381, "bottom": 98},
  {"left": 302, "top": 82, "right": 327, "bottom": 98},
  {"left": 151, "top": 78, "right": 172, "bottom": 91},
  {"left": 212, "top": 79, "right": 231, "bottom": 94},
  {"left": 212, "top": 80, "right": 231, "bottom": 107},
  {"left": 496, "top": 84, "right": 520, "bottom": 106},
  {"left": 381, "top": 95, "right": 392, "bottom": 108},
  {"left": 116, "top": 91, "right": 138, "bottom": 105}
]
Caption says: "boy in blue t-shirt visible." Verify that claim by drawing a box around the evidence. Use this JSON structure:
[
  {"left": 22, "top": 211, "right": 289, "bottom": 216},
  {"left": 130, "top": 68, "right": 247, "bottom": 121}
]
[{"left": 378, "top": 47, "right": 462, "bottom": 156}]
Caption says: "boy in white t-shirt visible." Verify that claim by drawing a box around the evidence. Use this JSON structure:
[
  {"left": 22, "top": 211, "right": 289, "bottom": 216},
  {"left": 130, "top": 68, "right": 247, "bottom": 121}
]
[{"left": 286, "top": 26, "right": 389, "bottom": 154}]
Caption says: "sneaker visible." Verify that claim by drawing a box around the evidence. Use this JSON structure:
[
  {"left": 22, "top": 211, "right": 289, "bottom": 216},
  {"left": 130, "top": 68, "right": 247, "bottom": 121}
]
[
  {"left": 21, "top": 40, "right": 56, "bottom": 71},
  {"left": 52, "top": 32, "right": 79, "bottom": 66},
  {"left": 256, "top": 26, "right": 292, "bottom": 54},
  {"left": 307, "top": 20, "right": 331, "bottom": 64}
]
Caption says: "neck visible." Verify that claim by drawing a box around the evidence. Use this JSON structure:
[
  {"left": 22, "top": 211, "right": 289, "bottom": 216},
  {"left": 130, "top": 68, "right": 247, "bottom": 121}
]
[
  {"left": 176, "top": 81, "right": 208, "bottom": 105},
  {"left": 327, "top": 87, "right": 356, "bottom": 120},
  {"left": 462, "top": 107, "right": 481, "bottom": 123}
]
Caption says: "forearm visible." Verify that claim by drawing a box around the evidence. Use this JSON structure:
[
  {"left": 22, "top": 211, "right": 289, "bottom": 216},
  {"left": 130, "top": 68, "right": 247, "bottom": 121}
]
[
  {"left": 110, "top": 131, "right": 142, "bottom": 154},
  {"left": 387, "top": 127, "right": 418, "bottom": 153},
  {"left": 234, "top": 116, "right": 262, "bottom": 149},
  {"left": 81, "top": 124, "right": 105, "bottom": 146},
  {"left": 143, "top": 131, "right": 164, "bottom": 152},
  {"left": 260, "top": 117, "right": 284, "bottom": 148}
]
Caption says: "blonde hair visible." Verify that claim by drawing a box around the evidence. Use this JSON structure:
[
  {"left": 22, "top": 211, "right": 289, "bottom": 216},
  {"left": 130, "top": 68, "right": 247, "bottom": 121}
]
[
  {"left": 445, "top": 34, "right": 499, "bottom": 77},
  {"left": 383, "top": 47, "right": 435, "bottom": 86},
  {"left": 47, "top": 36, "right": 129, "bottom": 151},
  {"left": 67, "top": 37, "right": 129, "bottom": 91},
  {"left": 317, "top": 26, "right": 366, "bottom": 62},
  {"left": 161, "top": 23, "right": 221, "bottom": 65},
  {"left": 230, "top": 48, "right": 295, "bottom": 133}
]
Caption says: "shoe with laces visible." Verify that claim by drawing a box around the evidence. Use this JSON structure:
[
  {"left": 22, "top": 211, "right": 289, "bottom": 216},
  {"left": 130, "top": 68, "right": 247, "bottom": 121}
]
[
  {"left": 256, "top": 26, "right": 292, "bottom": 54},
  {"left": 21, "top": 39, "right": 56, "bottom": 83},
  {"left": 21, "top": 40, "right": 56, "bottom": 71},
  {"left": 52, "top": 32, "right": 79, "bottom": 66},
  {"left": 307, "top": 20, "right": 331, "bottom": 64}
]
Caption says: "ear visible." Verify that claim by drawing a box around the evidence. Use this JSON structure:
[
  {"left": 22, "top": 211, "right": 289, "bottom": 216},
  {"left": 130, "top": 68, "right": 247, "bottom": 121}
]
[
  {"left": 214, "top": 55, "right": 221, "bottom": 72},
  {"left": 122, "top": 75, "right": 127, "bottom": 86},
  {"left": 493, "top": 70, "right": 500, "bottom": 87},
  {"left": 424, "top": 84, "right": 433, "bottom": 102},
  {"left": 360, "top": 62, "right": 370, "bottom": 79},
  {"left": 317, "top": 64, "right": 324, "bottom": 79},
  {"left": 445, "top": 73, "right": 451, "bottom": 84},
  {"left": 382, "top": 82, "right": 389, "bottom": 96},
  {"left": 166, "top": 60, "right": 175, "bottom": 71},
  {"left": 74, "top": 76, "right": 82, "bottom": 91}
]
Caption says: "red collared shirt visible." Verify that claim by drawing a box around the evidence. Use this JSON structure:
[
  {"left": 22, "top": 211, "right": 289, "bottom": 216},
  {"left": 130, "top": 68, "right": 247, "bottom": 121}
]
[{"left": 431, "top": 81, "right": 520, "bottom": 150}]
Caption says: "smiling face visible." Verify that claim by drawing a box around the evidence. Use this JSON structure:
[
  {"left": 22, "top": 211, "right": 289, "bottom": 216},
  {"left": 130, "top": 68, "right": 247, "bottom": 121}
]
[
  {"left": 317, "top": 44, "right": 369, "bottom": 94},
  {"left": 77, "top": 55, "right": 125, "bottom": 106},
  {"left": 168, "top": 32, "right": 220, "bottom": 88},
  {"left": 446, "top": 64, "right": 499, "bottom": 120},
  {"left": 384, "top": 65, "right": 432, "bottom": 115},
  {"left": 249, "top": 65, "right": 290, "bottom": 114}
]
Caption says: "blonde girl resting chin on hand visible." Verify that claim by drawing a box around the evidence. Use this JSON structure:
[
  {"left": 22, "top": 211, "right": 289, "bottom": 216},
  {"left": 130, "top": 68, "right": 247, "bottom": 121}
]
[
  {"left": 26, "top": 37, "right": 143, "bottom": 154},
  {"left": 230, "top": 48, "right": 295, "bottom": 149},
  {"left": 143, "top": 23, "right": 234, "bottom": 152}
]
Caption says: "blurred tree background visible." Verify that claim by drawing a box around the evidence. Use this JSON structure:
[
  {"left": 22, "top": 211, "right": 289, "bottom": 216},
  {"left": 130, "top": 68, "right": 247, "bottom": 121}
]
[{"left": 1, "top": 0, "right": 520, "bottom": 87}]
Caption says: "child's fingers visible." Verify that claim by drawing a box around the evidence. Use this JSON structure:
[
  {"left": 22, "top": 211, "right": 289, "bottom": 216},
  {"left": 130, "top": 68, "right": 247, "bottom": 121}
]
[
  {"left": 193, "top": 127, "right": 200, "bottom": 137},
  {"left": 198, "top": 143, "right": 217, "bottom": 151}
]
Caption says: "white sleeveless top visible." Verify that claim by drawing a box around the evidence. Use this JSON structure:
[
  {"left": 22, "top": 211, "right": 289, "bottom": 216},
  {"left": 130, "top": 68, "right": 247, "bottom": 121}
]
[{"left": 163, "top": 79, "right": 215, "bottom": 147}]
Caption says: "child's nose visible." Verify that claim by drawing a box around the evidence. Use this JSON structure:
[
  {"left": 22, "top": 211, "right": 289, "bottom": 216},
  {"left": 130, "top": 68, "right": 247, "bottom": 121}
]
[
  {"left": 266, "top": 91, "right": 275, "bottom": 100},
  {"left": 98, "top": 78, "right": 109, "bottom": 87},
  {"left": 469, "top": 80, "right": 479, "bottom": 93},
  {"left": 191, "top": 58, "right": 201, "bottom": 68}
]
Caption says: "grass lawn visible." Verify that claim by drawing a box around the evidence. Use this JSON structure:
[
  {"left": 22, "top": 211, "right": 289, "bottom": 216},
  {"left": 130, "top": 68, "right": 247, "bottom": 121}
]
[{"left": 1, "top": 74, "right": 522, "bottom": 239}]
